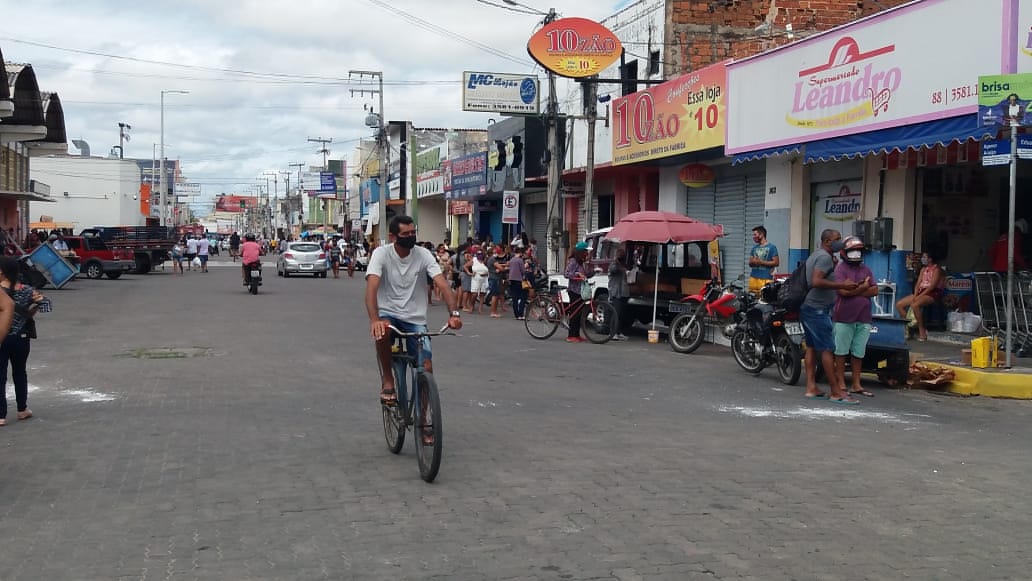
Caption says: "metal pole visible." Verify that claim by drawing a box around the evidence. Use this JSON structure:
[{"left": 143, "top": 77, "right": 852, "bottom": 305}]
[
  {"left": 409, "top": 124, "right": 418, "bottom": 228},
  {"left": 545, "top": 69, "right": 561, "bottom": 273},
  {"left": 583, "top": 76, "right": 598, "bottom": 237},
  {"left": 378, "top": 76, "right": 387, "bottom": 248},
  {"left": 159, "top": 92, "right": 165, "bottom": 226},
  {"left": 1006, "top": 125, "right": 1017, "bottom": 368}
]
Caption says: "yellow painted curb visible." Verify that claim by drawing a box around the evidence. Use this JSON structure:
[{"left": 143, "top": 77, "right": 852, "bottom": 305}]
[{"left": 919, "top": 362, "right": 1032, "bottom": 399}]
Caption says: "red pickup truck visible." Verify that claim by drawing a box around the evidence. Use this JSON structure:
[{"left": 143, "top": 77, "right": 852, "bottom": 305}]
[{"left": 63, "top": 235, "right": 135, "bottom": 279}]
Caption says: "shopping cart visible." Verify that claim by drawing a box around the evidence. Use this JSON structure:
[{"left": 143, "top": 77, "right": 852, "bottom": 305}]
[{"left": 974, "top": 271, "right": 1032, "bottom": 355}]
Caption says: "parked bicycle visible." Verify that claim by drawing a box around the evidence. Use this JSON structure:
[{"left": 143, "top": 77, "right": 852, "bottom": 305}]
[
  {"left": 524, "top": 280, "right": 618, "bottom": 343},
  {"left": 381, "top": 323, "right": 453, "bottom": 483}
]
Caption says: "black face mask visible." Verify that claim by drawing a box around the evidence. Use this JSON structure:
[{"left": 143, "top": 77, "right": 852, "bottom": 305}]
[{"left": 396, "top": 235, "right": 417, "bottom": 249}]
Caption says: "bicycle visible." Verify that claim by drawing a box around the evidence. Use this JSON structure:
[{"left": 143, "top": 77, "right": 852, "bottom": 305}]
[
  {"left": 523, "top": 280, "right": 618, "bottom": 343},
  {"left": 381, "top": 323, "right": 453, "bottom": 482}
]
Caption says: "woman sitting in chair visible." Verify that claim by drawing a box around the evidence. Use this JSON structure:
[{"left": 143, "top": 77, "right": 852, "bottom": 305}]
[{"left": 896, "top": 250, "right": 945, "bottom": 341}]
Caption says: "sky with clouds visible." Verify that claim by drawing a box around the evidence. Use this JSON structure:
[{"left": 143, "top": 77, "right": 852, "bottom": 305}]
[{"left": 2, "top": 0, "right": 628, "bottom": 213}]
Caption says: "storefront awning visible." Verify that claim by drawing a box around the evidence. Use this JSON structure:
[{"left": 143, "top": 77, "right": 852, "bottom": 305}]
[
  {"left": 731, "top": 144, "right": 803, "bottom": 165},
  {"left": 804, "top": 114, "right": 997, "bottom": 163}
]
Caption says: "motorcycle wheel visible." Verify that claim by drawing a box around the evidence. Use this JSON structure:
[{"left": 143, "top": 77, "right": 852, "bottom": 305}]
[
  {"left": 731, "top": 330, "right": 766, "bottom": 374},
  {"left": 774, "top": 333, "right": 802, "bottom": 386},
  {"left": 668, "top": 312, "right": 705, "bottom": 354}
]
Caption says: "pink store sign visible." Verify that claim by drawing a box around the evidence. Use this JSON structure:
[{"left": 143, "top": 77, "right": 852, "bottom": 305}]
[{"left": 726, "top": 0, "right": 1012, "bottom": 154}]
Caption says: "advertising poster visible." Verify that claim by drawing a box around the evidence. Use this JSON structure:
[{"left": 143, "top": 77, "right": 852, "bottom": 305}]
[
  {"left": 978, "top": 73, "right": 1032, "bottom": 127},
  {"left": 812, "top": 181, "right": 863, "bottom": 249},
  {"left": 462, "top": 72, "right": 540, "bottom": 114},
  {"left": 527, "top": 17, "right": 622, "bottom": 78},
  {"left": 611, "top": 61, "right": 727, "bottom": 166},
  {"left": 502, "top": 191, "right": 520, "bottom": 224}
]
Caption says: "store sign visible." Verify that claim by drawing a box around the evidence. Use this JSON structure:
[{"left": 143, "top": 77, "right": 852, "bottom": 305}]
[
  {"left": 1019, "top": 2, "right": 1032, "bottom": 72},
  {"left": 444, "top": 152, "right": 487, "bottom": 200},
  {"left": 812, "top": 181, "right": 862, "bottom": 249},
  {"left": 726, "top": 0, "right": 1006, "bottom": 154},
  {"left": 678, "top": 164, "right": 716, "bottom": 188},
  {"left": 174, "top": 182, "right": 201, "bottom": 196},
  {"left": 527, "top": 17, "right": 622, "bottom": 78},
  {"left": 415, "top": 144, "right": 445, "bottom": 199},
  {"left": 449, "top": 200, "right": 473, "bottom": 215},
  {"left": 978, "top": 73, "right": 1032, "bottom": 127},
  {"left": 502, "top": 190, "right": 520, "bottom": 224},
  {"left": 462, "top": 72, "right": 540, "bottom": 114},
  {"left": 612, "top": 62, "right": 727, "bottom": 166}
]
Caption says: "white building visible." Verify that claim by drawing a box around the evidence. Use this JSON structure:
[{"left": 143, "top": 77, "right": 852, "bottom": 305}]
[{"left": 29, "top": 156, "right": 147, "bottom": 230}]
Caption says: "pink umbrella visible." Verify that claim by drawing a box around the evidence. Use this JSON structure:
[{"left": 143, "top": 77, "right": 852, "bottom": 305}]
[
  {"left": 605, "top": 211, "right": 724, "bottom": 244},
  {"left": 604, "top": 211, "right": 724, "bottom": 333}
]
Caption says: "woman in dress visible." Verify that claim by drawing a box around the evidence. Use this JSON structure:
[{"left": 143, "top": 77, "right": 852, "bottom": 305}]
[
  {"left": 470, "top": 250, "right": 490, "bottom": 314},
  {"left": 0, "top": 256, "right": 44, "bottom": 425},
  {"left": 896, "top": 251, "right": 945, "bottom": 341}
]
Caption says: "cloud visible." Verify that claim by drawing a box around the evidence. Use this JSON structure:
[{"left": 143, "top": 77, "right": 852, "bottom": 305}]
[{"left": 3, "top": 0, "right": 620, "bottom": 211}]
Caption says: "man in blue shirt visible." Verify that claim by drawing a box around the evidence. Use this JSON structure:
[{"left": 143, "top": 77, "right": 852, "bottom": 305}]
[{"left": 748, "top": 225, "right": 779, "bottom": 293}]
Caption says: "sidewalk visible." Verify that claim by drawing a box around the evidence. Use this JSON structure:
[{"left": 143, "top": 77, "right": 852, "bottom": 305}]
[{"left": 912, "top": 331, "right": 1032, "bottom": 399}]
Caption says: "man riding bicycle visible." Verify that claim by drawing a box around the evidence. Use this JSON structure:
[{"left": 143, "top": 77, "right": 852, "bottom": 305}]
[
  {"left": 229, "top": 231, "right": 241, "bottom": 261},
  {"left": 240, "top": 234, "right": 262, "bottom": 285},
  {"left": 366, "top": 215, "right": 462, "bottom": 405}
]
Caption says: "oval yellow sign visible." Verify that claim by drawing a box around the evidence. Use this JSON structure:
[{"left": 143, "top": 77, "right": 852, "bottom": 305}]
[
  {"left": 678, "top": 164, "right": 715, "bottom": 188},
  {"left": 527, "top": 17, "right": 623, "bottom": 79}
]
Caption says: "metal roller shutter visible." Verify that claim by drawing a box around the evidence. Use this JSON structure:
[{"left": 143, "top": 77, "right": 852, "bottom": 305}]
[
  {"left": 529, "top": 203, "right": 547, "bottom": 248},
  {"left": 744, "top": 171, "right": 767, "bottom": 271},
  {"left": 714, "top": 175, "right": 747, "bottom": 281},
  {"left": 575, "top": 196, "right": 601, "bottom": 240},
  {"left": 685, "top": 183, "right": 715, "bottom": 224}
]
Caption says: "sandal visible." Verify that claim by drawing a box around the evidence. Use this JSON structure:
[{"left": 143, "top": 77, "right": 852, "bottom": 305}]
[
  {"left": 379, "top": 388, "right": 397, "bottom": 406},
  {"left": 828, "top": 396, "right": 860, "bottom": 405},
  {"left": 0, "top": 419, "right": 6, "bottom": 427},
  {"left": 17, "top": 409, "right": 32, "bottom": 420},
  {"left": 804, "top": 392, "right": 828, "bottom": 400},
  {"left": 421, "top": 429, "right": 435, "bottom": 446},
  {"left": 849, "top": 389, "right": 875, "bottom": 398}
]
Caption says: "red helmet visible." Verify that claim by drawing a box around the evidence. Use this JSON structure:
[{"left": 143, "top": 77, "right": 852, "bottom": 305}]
[{"left": 842, "top": 235, "right": 864, "bottom": 263}]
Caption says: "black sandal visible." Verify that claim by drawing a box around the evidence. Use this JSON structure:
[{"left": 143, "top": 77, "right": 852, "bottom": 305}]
[{"left": 379, "top": 387, "right": 397, "bottom": 405}]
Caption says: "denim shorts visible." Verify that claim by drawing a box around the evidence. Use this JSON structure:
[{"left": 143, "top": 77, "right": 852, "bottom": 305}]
[
  {"left": 800, "top": 304, "right": 836, "bottom": 352},
  {"left": 834, "top": 322, "right": 871, "bottom": 358},
  {"left": 380, "top": 314, "right": 431, "bottom": 362}
]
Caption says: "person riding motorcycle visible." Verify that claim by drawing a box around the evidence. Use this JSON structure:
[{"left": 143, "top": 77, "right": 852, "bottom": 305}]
[{"left": 240, "top": 234, "right": 262, "bottom": 285}]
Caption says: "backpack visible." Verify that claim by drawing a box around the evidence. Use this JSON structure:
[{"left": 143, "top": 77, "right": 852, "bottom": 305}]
[{"left": 777, "top": 260, "right": 811, "bottom": 311}]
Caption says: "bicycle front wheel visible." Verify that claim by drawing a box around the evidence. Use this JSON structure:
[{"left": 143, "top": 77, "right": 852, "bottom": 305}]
[
  {"left": 414, "top": 373, "right": 443, "bottom": 483},
  {"left": 581, "top": 300, "right": 617, "bottom": 344},
  {"left": 525, "top": 296, "right": 560, "bottom": 340}
]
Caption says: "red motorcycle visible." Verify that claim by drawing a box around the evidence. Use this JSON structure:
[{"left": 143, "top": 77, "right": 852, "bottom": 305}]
[{"left": 668, "top": 278, "right": 753, "bottom": 354}]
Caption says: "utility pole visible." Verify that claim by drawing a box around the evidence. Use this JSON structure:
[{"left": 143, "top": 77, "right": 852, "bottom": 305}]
[
  {"left": 278, "top": 171, "right": 290, "bottom": 236},
  {"left": 349, "top": 69, "right": 386, "bottom": 247},
  {"left": 543, "top": 7, "right": 562, "bottom": 273},
  {"left": 289, "top": 162, "right": 304, "bottom": 235},
  {"left": 117, "top": 122, "right": 131, "bottom": 159},
  {"left": 307, "top": 137, "right": 332, "bottom": 170},
  {"left": 582, "top": 76, "right": 598, "bottom": 239}
]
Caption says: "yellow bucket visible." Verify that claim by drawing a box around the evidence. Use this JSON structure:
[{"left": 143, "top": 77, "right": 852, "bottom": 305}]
[
  {"left": 647, "top": 329, "right": 660, "bottom": 344},
  {"left": 970, "top": 336, "right": 998, "bottom": 368}
]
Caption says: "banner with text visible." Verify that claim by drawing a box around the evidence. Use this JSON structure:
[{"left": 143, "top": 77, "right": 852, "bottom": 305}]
[
  {"left": 612, "top": 62, "right": 727, "bottom": 166},
  {"left": 978, "top": 73, "right": 1032, "bottom": 127}
]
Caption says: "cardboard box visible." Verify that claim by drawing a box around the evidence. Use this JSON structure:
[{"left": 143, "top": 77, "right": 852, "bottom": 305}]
[
  {"left": 960, "top": 349, "right": 972, "bottom": 366},
  {"left": 680, "top": 278, "right": 709, "bottom": 295}
]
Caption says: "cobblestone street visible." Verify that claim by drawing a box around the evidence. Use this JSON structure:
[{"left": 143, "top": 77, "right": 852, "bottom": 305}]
[{"left": 2, "top": 258, "right": 1031, "bottom": 580}]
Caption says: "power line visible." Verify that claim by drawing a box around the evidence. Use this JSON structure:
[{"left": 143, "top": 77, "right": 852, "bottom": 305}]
[
  {"left": 473, "top": 0, "right": 541, "bottom": 16},
  {"left": 359, "top": 0, "right": 532, "bottom": 68}
]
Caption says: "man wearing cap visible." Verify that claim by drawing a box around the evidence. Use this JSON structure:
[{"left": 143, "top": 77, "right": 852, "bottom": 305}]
[
  {"left": 564, "top": 242, "right": 591, "bottom": 343},
  {"left": 989, "top": 219, "right": 1029, "bottom": 273}
]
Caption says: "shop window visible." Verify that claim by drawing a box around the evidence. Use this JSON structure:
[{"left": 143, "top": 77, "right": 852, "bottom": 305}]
[
  {"left": 648, "top": 50, "right": 661, "bottom": 76},
  {"left": 620, "top": 60, "right": 638, "bottom": 96},
  {"left": 598, "top": 196, "right": 614, "bottom": 229}
]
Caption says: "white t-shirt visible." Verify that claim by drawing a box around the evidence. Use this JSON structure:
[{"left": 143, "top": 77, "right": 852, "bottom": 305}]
[
  {"left": 366, "top": 244, "right": 442, "bottom": 326},
  {"left": 197, "top": 238, "right": 210, "bottom": 256},
  {"left": 186, "top": 238, "right": 199, "bottom": 254}
]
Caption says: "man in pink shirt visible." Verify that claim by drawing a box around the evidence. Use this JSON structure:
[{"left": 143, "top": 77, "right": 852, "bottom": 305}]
[{"left": 240, "top": 233, "right": 262, "bottom": 285}]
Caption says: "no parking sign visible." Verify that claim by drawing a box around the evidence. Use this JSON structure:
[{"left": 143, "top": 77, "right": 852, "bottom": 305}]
[{"left": 502, "top": 190, "right": 519, "bottom": 224}]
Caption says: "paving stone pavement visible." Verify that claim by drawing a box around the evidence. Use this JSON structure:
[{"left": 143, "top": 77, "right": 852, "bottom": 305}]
[{"left": 2, "top": 255, "right": 1031, "bottom": 580}]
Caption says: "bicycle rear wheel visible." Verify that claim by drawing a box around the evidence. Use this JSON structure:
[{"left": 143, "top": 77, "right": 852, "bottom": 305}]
[
  {"left": 525, "top": 296, "right": 560, "bottom": 340},
  {"left": 581, "top": 300, "right": 617, "bottom": 344},
  {"left": 414, "top": 373, "right": 443, "bottom": 482}
]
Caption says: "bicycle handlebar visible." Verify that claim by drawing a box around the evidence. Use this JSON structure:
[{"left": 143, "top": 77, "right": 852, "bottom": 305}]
[{"left": 387, "top": 323, "right": 456, "bottom": 338}]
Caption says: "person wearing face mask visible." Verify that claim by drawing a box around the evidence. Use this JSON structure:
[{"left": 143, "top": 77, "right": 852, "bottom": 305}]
[
  {"left": 802, "top": 229, "right": 860, "bottom": 404},
  {"left": 833, "top": 236, "right": 879, "bottom": 398},
  {"left": 895, "top": 250, "right": 945, "bottom": 341},
  {"left": 366, "top": 215, "right": 463, "bottom": 406}
]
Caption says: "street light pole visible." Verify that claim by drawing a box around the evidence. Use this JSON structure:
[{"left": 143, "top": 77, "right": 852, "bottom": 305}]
[
  {"left": 159, "top": 89, "right": 188, "bottom": 227},
  {"left": 349, "top": 69, "right": 386, "bottom": 247}
]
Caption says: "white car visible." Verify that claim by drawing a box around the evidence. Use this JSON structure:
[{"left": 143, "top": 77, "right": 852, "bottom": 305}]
[{"left": 547, "top": 227, "right": 616, "bottom": 302}]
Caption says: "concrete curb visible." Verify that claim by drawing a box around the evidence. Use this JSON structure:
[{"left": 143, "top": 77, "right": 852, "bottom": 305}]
[{"left": 919, "top": 362, "right": 1032, "bottom": 399}]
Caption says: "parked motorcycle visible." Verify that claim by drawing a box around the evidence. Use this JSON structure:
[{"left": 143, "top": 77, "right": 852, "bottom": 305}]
[
  {"left": 245, "top": 261, "right": 262, "bottom": 295},
  {"left": 729, "top": 280, "right": 804, "bottom": 385},
  {"left": 668, "top": 278, "right": 752, "bottom": 354}
]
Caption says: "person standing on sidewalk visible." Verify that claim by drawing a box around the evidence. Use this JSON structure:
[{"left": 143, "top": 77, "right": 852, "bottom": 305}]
[
  {"left": 185, "top": 235, "right": 198, "bottom": 271},
  {"left": 802, "top": 229, "right": 859, "bottom": 404},
  {"left": 0, "top": 256, "right": 43, "bottom": 426},
  {"left": 608, "top": 247, "right": 630, "bottom": 341},
  {"left": 564, "top": 242, "right": 591, "bottom": 343},
  {"left": 486, "top": 245, "right": 506, "bottom": 318},
  {"left": 748, "top": 226, "right": 779, "bottom": 294},
  {"left": 508, "top": 246, "right": 528, "bottom": 320},
  {"left": 833, "top": 236, "right": 879, "bottom": 398}
]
